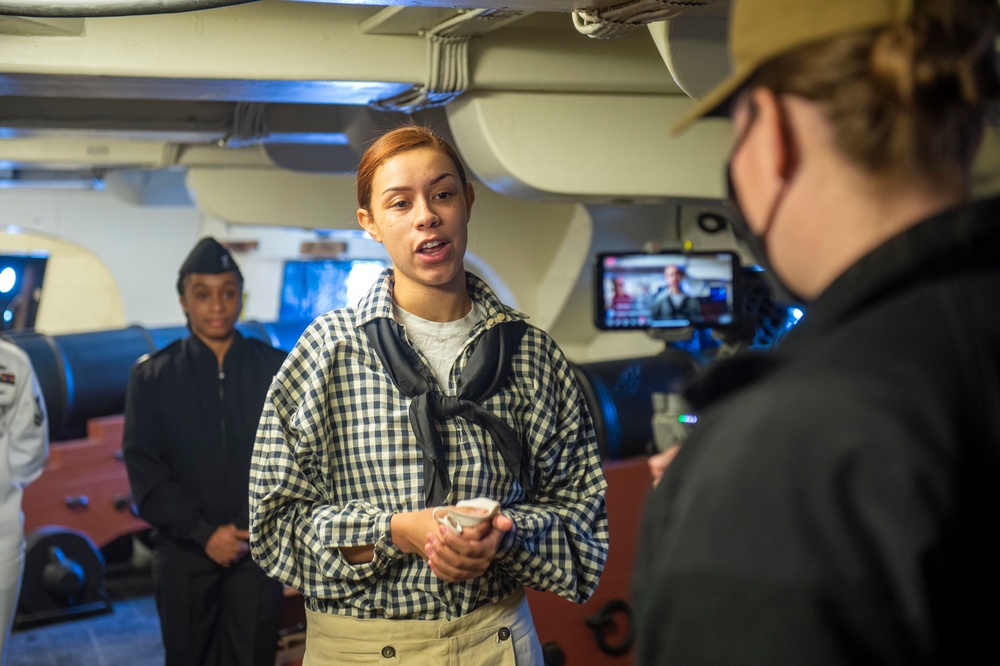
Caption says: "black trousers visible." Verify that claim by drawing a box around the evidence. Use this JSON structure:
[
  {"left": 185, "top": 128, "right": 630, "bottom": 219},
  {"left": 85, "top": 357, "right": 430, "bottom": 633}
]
[{"left": 152, "top": 539, "right": 283, "bottom": 666}]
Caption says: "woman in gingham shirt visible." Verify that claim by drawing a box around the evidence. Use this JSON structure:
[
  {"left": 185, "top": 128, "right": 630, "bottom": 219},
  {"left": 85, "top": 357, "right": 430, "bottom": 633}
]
[{"left": 249, "top": 125, "right": 608, "bottom": 665}]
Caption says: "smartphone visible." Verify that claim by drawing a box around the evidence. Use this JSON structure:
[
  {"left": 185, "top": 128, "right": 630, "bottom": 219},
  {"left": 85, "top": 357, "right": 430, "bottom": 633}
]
[{"left": 594, "top": 251, "right": 742, "bottom": 330}]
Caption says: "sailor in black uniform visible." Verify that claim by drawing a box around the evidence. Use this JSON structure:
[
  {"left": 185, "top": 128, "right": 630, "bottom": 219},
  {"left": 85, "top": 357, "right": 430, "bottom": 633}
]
[{"left": 123, "top": 237, "right": 287, "bottom": 666}]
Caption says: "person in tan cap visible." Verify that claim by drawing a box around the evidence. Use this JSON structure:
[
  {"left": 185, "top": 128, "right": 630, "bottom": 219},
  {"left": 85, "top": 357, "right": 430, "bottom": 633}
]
[{"left": 635, "top": 0, "right": 1000, "bottom": 663}]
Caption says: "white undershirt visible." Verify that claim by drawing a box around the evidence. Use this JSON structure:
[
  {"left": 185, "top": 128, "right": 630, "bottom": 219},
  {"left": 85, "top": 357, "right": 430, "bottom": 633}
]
[{"left": 392, "top": 300, "right": 486, "bottom": 393}]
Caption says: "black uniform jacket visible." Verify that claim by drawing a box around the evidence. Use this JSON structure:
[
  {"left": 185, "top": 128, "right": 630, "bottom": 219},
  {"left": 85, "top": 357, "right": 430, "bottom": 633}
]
[
  {"left": 124, "top": 332, "right": 287, "bottom": 548},
  {"left": 635, "top": 195, "right": 1000, "bottom": 665}
]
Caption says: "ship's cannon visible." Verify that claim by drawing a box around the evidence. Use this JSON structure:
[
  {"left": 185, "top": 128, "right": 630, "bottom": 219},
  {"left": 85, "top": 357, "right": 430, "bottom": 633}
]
[{"left": 2, "top": 320, "right": 311, "bottom": 627}]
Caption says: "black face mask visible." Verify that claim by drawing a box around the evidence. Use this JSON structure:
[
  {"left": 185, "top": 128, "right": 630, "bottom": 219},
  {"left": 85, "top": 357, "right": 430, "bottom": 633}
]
[{"left": 725, "top": 106, "right": 805, "bottom": 306}]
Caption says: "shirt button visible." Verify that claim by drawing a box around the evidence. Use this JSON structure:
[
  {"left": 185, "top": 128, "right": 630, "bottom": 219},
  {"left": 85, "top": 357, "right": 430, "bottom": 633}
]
[
  {"left": 381, "top": 645, "right": 396, "bottom": 658},
  {"left": 495, "top": 313, "right": 506, "bottom": 322},
  {"left": 497, "top": 627, "right": 511, "bottom": 641},
  {"left": 486, "top": 317, "right": 495, "bottom": 326}
]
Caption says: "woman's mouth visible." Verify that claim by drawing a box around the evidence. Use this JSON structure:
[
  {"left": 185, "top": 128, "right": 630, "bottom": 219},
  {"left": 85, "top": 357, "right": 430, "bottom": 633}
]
[{"left": 417, "top": 240, "right": 448, "bottom": 257}]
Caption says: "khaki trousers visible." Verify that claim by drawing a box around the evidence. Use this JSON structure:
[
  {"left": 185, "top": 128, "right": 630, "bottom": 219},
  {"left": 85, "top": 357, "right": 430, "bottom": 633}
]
[{"left": 303, "top": 587, "right": 544, "bottom": 666}]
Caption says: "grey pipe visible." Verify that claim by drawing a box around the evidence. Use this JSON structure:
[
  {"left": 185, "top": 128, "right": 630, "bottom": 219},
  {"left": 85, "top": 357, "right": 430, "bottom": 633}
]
[{"left": 0, "top": 0, "right": 258, "bottom": 18}]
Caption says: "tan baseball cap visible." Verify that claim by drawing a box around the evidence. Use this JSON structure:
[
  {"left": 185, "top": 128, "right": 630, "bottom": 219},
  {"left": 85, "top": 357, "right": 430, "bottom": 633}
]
[{"left": 672, "top": 0, "right": 915, "bottom": 133}]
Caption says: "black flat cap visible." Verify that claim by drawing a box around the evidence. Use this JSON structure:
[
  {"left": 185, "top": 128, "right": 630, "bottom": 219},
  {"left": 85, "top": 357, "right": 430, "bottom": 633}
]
[{"left": 176, "top": 237, "right": 243, "bottom": 294}]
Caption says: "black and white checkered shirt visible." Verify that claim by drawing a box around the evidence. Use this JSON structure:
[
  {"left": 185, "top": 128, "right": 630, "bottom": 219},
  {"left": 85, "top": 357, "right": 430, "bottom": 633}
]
[{"left": 249, "top": 270, "right": 608, "bottom": 620}]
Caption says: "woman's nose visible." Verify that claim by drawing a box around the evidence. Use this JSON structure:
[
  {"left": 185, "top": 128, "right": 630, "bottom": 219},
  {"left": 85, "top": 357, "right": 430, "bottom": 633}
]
[{"left": 412, "top": 198, "right": 440, "bottom": 227}]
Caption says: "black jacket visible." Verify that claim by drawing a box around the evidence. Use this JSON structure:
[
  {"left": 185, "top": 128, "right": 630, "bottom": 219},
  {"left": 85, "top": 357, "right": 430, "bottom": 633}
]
[
  {"left": 649, "top": 290, "right": 702, "bottom": 323},
  {"left": 123, "top": 332, "right": 286, "bottom": 547},
  {"left": 634, "top": 196, "right": 1000, "bottom": 665}
]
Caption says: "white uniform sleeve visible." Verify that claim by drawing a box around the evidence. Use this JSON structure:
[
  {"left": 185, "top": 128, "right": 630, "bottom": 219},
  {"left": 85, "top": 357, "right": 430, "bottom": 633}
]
[{"left": 5, "top": 354, "right": 49, "bottom": 488}]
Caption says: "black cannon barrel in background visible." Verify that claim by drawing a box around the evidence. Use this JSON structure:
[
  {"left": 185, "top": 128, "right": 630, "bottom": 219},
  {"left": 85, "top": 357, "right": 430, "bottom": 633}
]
[
  {"left": 3, "top": 319, "right": 699, "bottom": 459},
  {"left": 1, "top": 320, "right": 311, "bottom": 442},
  {"left": 572, "top": 350, "right": 700, "bottom": 461}
]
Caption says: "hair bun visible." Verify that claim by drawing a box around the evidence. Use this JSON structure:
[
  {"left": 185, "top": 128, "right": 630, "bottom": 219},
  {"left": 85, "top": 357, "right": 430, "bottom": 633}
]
[{"left": 872, "top": 8, "right": 1000, "bottom": 111}]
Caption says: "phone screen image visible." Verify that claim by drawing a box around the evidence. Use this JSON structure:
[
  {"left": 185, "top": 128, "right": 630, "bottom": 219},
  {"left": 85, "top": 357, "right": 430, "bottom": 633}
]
[{"left": 595, "top": 252, "right": 740, "bottom": 330}]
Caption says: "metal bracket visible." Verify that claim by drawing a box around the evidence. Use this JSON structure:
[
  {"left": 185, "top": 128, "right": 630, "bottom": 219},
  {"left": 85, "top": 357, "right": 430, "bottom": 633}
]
[
  {"left": 573, "top": 0, "right": 724, "bottom": 40},
  {"left": 371, "top": 9, "right": 528, "bottom": 113}
]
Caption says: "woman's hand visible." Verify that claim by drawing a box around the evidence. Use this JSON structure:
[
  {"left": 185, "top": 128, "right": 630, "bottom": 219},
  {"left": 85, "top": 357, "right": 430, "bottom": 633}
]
[
  {"left": 389, "top": 507, "right": 442, "bottom": 559},
  {"left": 204, "top": 523, "right": 250, "bottom": 567},
  {"left": 649, "top": 445, "right": 681, "bottom": 488},
  {"left": 424, "top": 513, "right": 514, "bottom": 582},
  {"left": 341, "top": 509, "right": 440, "bottom": 564}
]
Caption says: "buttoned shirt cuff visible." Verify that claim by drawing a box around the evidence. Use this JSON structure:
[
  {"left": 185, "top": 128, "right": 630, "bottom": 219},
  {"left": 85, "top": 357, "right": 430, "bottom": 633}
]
[
  {"left": 494, "top": 513, "right": 521, "bottom": 563},
  {"left": 372, "top": 513, "right": 405, "bottom": 563},
  {"left": 336, "top": 513, "right": 405, "bottom": 579}
]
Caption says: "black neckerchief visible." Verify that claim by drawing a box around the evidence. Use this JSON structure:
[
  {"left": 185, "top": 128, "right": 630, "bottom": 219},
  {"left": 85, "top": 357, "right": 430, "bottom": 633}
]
[{"left": 363, "top": 315, "right": 531, "bottom": 507}]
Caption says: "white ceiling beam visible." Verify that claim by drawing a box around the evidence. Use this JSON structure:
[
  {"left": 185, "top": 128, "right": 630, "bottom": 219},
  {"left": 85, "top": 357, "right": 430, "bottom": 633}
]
[{"left": 447, "top": 91, "right": 730, "bottom": 202}]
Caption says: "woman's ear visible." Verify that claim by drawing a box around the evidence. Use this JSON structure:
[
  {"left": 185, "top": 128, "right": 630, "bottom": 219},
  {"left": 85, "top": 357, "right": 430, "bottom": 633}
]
[
  {"left": 464, "top": 183, "right": 476, "bottom": 215},
  {"left": 357, "top": 208, "right": 381, "bottom": 243},
  {"left": 750, "top": 87, "right": 797, "bottom": 181}
]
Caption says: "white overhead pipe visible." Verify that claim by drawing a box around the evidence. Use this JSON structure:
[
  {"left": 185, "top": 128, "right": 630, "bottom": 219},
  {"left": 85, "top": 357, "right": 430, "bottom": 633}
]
[{"left": 0, "top": 0, "right": 257, "bottom": 18}]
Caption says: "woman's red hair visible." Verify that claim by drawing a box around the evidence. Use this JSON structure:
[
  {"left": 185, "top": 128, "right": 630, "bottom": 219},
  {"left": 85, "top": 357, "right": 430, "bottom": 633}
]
[{"left": 355, "top": 125, "right": 468, "bottom": 210}]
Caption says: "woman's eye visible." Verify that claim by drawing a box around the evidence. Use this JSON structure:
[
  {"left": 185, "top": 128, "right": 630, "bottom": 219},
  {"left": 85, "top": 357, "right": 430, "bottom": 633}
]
[
  {"left": 389, "top": 199, "right": 409, "bottom": 209},
  {"left": 435, "top": 191, "right": 453, "bottom": 200}
]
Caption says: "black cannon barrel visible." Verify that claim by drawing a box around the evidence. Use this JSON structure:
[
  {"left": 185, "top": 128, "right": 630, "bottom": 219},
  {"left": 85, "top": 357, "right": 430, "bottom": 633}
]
[
  {"left": 572, "top": 351, "right": 700, "bottom": 461},
  {"left": 5, "top": 321, "right": 697, "bottom": 455},
  {"left": 2, "top": 320, "right": 310, "bottom": 442}
]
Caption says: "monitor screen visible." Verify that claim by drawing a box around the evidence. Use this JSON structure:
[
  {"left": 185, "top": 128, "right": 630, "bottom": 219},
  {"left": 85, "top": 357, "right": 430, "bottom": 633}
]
[
  {"left": 279, "top": 259, "right": 385, "bottom": 321},
  {"left": 595, "top": 251, "right": 741, "bottom": 330}
]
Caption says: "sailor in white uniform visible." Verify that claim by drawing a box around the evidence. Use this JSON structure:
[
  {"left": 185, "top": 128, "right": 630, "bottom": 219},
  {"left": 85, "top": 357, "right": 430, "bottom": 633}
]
[{"left": 0, "top": 340, "right": 47, "bottom": 664}]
